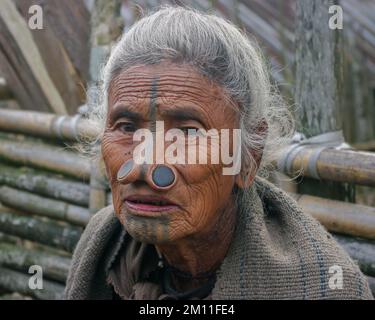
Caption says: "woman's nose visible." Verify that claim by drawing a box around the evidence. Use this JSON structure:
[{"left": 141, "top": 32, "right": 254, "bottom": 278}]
[{"left": 117, "top": 159, "right": 177, "bottom": 190}]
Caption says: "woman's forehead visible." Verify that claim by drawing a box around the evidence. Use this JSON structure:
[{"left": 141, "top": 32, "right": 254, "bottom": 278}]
[
  {"left": 107, "top": 62, "right": 238, "bottom": 120},
  {"left": 108, "top": 63, "right": 219, "bottom": 99}
]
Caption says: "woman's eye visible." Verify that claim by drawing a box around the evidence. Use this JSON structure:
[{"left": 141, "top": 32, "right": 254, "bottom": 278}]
[
  {"left": 181, "top": 127, "right": 200, "bottom": 135},
  {"left": 181, "top": 128, "right": 207, "bottom": 138},
  {"left": 118, "top": 122, "right": 137, "bottom": 133}
]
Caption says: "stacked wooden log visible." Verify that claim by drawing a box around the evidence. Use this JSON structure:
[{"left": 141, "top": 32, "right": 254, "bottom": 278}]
[
  {"left": 0, "top": 109, "right": 374, "bottom": 298},
  {"left": 0, "top": 110, "right": 107, "bottom": 299}
]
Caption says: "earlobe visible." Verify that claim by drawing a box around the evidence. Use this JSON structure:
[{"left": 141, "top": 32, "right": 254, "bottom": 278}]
[
  {"left": 235, "top": 119, "right": 268, "bottom": 189},
  {"left": 235, "top": 170, "right": 255, "bottom": 189},
  {"left": 235, "top": 146, "right": 264, "bottom": 189}
]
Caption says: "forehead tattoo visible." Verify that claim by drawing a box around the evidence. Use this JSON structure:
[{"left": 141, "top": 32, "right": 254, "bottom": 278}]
[
  {"left": 138, "top": 77, "right": 159, "bottom": 181},
  {"left": 149, "top": 77, "right": 158, "bottom": 134}
]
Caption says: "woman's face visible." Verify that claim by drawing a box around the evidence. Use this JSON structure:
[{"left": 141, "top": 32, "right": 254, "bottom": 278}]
[{"left": 102, "top": 61, "right": 240, "bottom": 244}]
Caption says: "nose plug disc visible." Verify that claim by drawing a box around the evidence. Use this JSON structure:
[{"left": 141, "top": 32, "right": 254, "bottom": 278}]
[
  {"left": 152, "top": 165, "right": 176, "bottom": 188},
  {"left": 117, "top": 159, "right": 134, "bottom": 181}
]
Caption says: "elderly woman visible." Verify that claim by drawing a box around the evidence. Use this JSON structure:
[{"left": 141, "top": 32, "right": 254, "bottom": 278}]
[{"left": 64, "top": 7, "right": 372, "bottom": 300}]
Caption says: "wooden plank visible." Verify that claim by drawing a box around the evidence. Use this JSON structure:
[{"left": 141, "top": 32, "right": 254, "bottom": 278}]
[
  {"left": 15, "top": 0, "right": 90, "bottom": 114},
  {"left": 0, "top": 0, "right": 67, "bottom": 114},
  {"left": 0, "top": 24, "right": 51, "bottom": 113},
  {"left": 294, "top": 0, "right": 354, "bottom": 201},
  {"left": 15, "top": 0, "right": 90, "bottom": 83}
]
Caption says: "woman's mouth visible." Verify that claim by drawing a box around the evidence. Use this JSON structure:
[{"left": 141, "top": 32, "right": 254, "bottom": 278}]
[{"left": 124, "top": 195, "right": 179, "bottom": 213}]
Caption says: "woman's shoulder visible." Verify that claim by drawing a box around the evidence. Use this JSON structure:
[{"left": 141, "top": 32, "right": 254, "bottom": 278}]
[
  {"left": 64, "top": 205, "right": 124, "bottom": 299},
  {"left": 87, "top": 205, "right": 116, "bottom": 228}
]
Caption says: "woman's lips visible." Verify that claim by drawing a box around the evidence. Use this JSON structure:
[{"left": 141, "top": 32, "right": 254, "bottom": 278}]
[
  {"left": 125, "top": 200, "right": 178, "bottom": 212},
  {"left": 124, "top": 195, "right": 179, "bottom": 213}
]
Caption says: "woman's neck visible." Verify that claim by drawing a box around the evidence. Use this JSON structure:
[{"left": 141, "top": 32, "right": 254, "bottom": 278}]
[{"left": 155, "top": 200, "right": 237, "bottom": 292}]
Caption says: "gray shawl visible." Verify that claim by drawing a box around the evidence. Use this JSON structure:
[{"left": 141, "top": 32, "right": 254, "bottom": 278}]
[{"left": 64, "top": 177, "right": 373, "bottom": 299}]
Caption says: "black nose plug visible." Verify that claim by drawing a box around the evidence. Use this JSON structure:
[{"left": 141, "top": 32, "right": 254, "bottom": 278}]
[
  {"left": 117, "top": 159, "right": 177, "bottom": 190},
  {"left": 152, "top": 165, "right": 175, "bottom": 187}
]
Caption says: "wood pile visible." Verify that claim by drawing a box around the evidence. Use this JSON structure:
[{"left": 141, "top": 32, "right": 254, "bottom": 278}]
[{"left": 0, "top": 110, "right": 107, "bottom": 299}]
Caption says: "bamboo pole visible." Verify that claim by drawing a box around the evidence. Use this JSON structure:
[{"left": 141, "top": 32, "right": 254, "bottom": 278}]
[
  {"left": 0, "top": 231, "right": 20, "bottom": 245},
  {"left": 0, "top": 266, "right": 64, "bottom": 300},
  {"left": 0, "top": 211, "right": 82, "bottom": 253},
  {"left": 0, "top": 243, "right": 71, "bottom": 283},
  {"left": 291, "top": 193, "right": 375, "bottom": 240},
  {"left": 280, "top": 147, "right": 375, "bottom": 187},
  {"left": 0, "top": 218, "right": 73, "bottom": 258},
  {"left": 0, "top": 137, "right": 91, "bottom": 179},
  {"left": 333, "top": 235, "right": 375, "bottom": 277},
  {"left": 0, "top": 186, "right": 91, "bottom": 227},
  {"left": 0, "top": 163, "right": 90, "bottom": 206},
  {"left": 0, "top": 109, "right": 99, "bottom": 141}
]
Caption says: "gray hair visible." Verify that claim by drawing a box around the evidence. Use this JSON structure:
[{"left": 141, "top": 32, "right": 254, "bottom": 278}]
[{"left": 86, "top": 6, "right": 294, "bottom": 180}]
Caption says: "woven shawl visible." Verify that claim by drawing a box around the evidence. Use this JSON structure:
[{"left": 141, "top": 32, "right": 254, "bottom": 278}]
[{"left": 64, "top": 177, "right": 373, "bottom": 299}]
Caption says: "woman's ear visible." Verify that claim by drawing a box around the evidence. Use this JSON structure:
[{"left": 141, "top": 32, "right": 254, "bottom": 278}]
[
  {"left": 235, "top": 119, "right": 268, "bottom": 189},
  {"left": 235, "top": 169, "right": 255, "bottom": 189},
  {"left": 235, "top": 165, "right": 258, "bottom": 189}
]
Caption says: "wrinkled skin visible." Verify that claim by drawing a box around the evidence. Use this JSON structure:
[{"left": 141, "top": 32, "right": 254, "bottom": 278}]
[{"left": 102, "top": 61, "right": 259, "bottom": 291}]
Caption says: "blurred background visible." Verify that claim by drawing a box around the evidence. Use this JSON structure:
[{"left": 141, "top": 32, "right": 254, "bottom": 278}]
[{"left": 0, "top": 0, "right": 374, "bottom": 299}]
